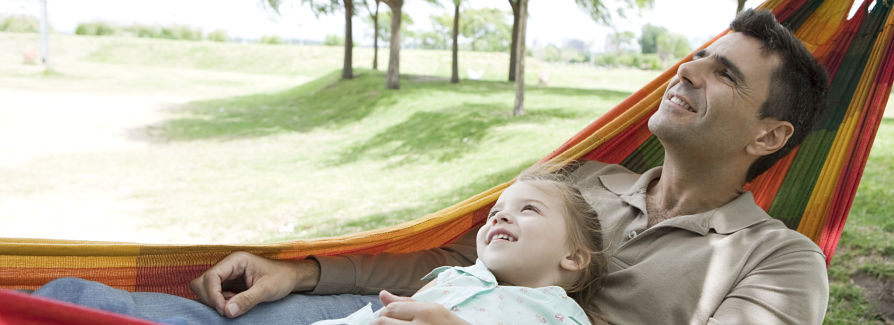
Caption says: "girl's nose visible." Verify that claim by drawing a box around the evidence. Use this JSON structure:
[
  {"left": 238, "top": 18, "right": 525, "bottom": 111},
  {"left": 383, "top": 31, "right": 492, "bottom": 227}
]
[{"left": 490, "top": 212, "right": 512, "bottom": 224}]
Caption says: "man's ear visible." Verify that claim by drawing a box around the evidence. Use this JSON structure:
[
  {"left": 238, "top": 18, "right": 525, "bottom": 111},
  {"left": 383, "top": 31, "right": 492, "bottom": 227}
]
[
  {"left": 560, "top": 249, "right": 590, "bottom": 272},
  {"left": 747, "top": 120, "right": 793, "bottom": 156}
]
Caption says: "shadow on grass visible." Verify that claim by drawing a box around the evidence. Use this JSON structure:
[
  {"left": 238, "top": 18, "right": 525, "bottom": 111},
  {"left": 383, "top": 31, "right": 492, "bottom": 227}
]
[
  {"left": 155, "top": 69, "right": 625, "bottom": 142},
  {"left": 330, "top": 103, "right": 590, "bottom": 166},
  {"left": 262, "top": 158, "right": 537, "bottom": 241},
  {"left": 158, "top": 70, "right": 399, "bottom": 140}
]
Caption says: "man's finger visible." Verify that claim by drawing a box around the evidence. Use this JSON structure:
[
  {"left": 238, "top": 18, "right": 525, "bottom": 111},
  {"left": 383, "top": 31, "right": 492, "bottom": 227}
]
[
  {"left": 200, "top": 270, "right": 227, "bottom": 314},
  {"left": 223, "top": 283, "right": 268, "bottom": 318}
]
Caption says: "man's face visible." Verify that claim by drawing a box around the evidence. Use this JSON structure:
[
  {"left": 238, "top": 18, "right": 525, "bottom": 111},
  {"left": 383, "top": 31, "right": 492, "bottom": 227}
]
[{"left": 648, "top": 33, "right": 781, "bottom": 159}]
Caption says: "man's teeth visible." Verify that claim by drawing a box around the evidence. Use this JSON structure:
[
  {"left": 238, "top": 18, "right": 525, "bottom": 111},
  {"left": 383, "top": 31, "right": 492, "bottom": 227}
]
[
  {"left": 493, "top": 233, "right": 516, "bottom": 242},
  {"left": 670, "top": 96, "right": 694, "bottom": 112}
]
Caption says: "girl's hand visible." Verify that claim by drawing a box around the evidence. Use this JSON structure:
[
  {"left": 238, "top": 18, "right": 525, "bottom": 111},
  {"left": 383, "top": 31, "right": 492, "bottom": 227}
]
[{"left": 372, "top": 290, "right": 471, "bottom": 325}]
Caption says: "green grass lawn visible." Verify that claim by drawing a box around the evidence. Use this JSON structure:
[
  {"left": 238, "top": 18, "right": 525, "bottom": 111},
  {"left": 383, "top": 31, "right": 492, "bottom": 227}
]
[{"left": 1, "top": 32, "right": 892, "bottom": 323}]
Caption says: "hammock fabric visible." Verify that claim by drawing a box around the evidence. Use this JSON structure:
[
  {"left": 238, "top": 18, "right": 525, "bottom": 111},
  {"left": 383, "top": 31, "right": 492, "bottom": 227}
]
[
  {"left": 1, "top": 0, "right": 892, "bottom": 303},
  {"left": 0, "top": 289, "right": 158, "bottom": 325}
]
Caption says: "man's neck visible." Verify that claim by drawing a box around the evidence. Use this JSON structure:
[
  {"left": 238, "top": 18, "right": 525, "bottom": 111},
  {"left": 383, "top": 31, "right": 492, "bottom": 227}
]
[{"left": 645, "top": 157, "right": 747, "bottom": 228}]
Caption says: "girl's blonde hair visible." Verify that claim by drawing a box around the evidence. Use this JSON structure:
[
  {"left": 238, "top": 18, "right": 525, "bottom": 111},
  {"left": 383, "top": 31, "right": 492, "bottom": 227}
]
[{"left": 516, "top": 164, "right": 607, "bottom": 324}]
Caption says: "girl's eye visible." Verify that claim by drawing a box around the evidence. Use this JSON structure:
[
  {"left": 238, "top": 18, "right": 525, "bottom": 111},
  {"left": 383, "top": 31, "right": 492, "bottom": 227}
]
[
  {"left": 488, "top": 210, "right": 499, "bottom": 218},
  {"left": 522, "top": 204, "right": 539, "bottom": 213}
]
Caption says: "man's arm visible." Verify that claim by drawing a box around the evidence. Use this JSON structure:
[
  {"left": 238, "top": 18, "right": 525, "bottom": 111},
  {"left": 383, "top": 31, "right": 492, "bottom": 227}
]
[
  {"left": 190, "top": 228, "right": 478, "bottom": 317},
  {"left": 708, "top": 249, "right": 829, "bottom": 324},
  {"left": 312, "top": 229, "right": 478, "bottom": 296}
]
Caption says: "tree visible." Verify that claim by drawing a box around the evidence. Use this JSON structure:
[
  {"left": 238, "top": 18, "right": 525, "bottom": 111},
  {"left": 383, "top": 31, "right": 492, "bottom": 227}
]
[
  {"left": 419, "top": 14, "right": 451, "bottom": 49},
  {"left": 450, "top": 0, "right": 461, "bottom": 83},
  {"left": 506, "top": 0, "right": 654, "bottom": 81},
  {"left": 606, "top": 30, "right": 636, "bottom": 53},
  {"left": 372, "top": 10, "right": 413, "bottom": 44},
  {"left": 513, "top": 0, "right": 527, "bottom": 116},
  {"left": 379, "top": 0, "right": 436, "bottom": 89},
  {"left": 507, "top": 0, "right": 521, "bottom": 81},
  {"left": 737, "top": 0, "right": 747, "bottom": 14},
  {"left": 361, "top": 0, "right": 381, "bottom": 69},
  {"left": 574, "top": 0, "right": 653, "bottom": 25},
  {"left": 639, "top": 23, "right": 668, "bottom": 54},
  {"left": 263, "top": 0, "right": 354, "bottom": 79},
  {"left": 656, "top": 33, "right": 691, "bottom": 61},
  {"left": 379, "top": 0, "right": 403, "bottom": 89},
  {"left": 459, "top": 8, "right": 511, "bottom": 52}
]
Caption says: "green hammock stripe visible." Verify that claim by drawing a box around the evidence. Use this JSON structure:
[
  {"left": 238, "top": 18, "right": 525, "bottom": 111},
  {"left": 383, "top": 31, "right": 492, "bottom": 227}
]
[
  {"left": 620, "top": 135, "right": 665, "bottom": 174},
  {"left": 782, "top": 0, "right": 826, "bottom": 31},
  {"left": 768, "top": 2, "right": 893, "bottom": 228}
]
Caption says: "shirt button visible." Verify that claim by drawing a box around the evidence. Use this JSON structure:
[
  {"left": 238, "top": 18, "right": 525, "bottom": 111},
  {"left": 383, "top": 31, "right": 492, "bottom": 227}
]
[{"left": 627, "top": 230, "right": 638, "bottom": 240}]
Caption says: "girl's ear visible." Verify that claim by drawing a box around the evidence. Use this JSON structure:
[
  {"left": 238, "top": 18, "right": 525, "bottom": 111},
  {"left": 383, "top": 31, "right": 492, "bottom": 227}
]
[{"left": 560, "top": 248, "right": 590, "bottom": 272}]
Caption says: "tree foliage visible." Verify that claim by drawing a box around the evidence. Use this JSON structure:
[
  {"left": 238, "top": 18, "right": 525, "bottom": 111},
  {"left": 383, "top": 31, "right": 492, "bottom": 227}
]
[
  {"left": 263, "top": 0, "right": 340, "bottom": 16},
  {"left": 424, "top": 7, "right": 509, "bottom": 52},
  {"left": 369, "top": 10, "right": 413, "bottom": 44},
  {"left": 459, "top": 8, "right": 511, "bottom": 52},
  {"left": 606, "top": 30, "right": 637, "bottom": 53},
  {"left": 573, "top": 0, "right": 654, "bottom": 25},
  {"left": 639, "top": 23, "right": 667, "bottom": 54},
  {"left": 640, "top": 23, "right": 691, "bottom": 60}
]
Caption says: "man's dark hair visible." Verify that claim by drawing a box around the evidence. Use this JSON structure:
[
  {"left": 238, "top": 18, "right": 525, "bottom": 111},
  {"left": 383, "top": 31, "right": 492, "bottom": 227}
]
[{"left": 730, "top": 9, "right": 830, "bottom": 182}]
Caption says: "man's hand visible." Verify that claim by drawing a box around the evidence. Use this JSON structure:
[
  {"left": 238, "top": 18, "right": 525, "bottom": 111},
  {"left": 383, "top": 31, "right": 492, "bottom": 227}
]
[
  {"left": 189, "top": 251, "right": 320, "bottom": 318},
  {"left": 371, "top": 290, "right": 471, "bottom": 325}
]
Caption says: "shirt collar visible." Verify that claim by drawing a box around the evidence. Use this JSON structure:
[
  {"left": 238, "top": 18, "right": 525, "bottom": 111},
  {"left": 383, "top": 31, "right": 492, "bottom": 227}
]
[{"left": 599, "top": 166, "right": 771, "bottom": 235}]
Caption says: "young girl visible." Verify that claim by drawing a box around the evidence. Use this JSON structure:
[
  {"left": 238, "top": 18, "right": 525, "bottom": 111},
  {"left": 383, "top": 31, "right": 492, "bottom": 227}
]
[{"left": 315, "top": 166, "right": 607, "bottom": 325}]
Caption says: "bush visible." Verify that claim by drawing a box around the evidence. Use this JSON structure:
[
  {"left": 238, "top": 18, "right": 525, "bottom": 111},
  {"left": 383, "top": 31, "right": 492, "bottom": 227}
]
[
  {"left": 207, "top": 30, "right": 228, "bottom": 42},
  {"left": 75, "top": 21, "right": 118, "bottom": 36},
  {"left": 593, "top": 52, "right": 663, "bottom": 70},
  {"left": 324, "top": 34, "right": 344, "bottom": 46},
  {"left": 132, "top": 24, "right": 161, "bottom": 38},
  {"left": 0, "top": 15, "right": 39, "bottom": 33},
  {"left": 160, "top": 25, "right": 202, "bottom": 41},
  {"left": 592, "top": 53, "right": 619, "bottom": 67},
  {"left": 260, "top": 35, "right": 283, "bottom": 45}
]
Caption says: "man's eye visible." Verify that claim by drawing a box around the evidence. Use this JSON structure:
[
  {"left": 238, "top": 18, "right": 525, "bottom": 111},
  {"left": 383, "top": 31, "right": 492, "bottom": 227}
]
[{"left": 719, "top": 70, "right": 735, "bottom": 82}]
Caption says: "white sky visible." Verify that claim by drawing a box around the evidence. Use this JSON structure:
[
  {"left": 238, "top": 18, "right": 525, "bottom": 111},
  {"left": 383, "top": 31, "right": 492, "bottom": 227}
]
[{"left": 0, "top": 0, "right": 754, "bottom": 50}]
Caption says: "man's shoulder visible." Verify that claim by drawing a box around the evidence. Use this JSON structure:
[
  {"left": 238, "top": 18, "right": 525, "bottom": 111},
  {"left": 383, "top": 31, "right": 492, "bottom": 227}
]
[
  {"left": 744, "top": 217, "right": 825, "bottom": 257},
  {"left": 573, "top": 160, "right": 637, "bottom": 177}
]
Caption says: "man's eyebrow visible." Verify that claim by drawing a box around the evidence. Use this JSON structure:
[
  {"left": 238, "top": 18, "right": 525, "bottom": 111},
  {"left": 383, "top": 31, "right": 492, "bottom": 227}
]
[
  {"left": 693, "top": 49, "right": 746, "bottom": 83},
  {"left": 715, "top": 54, "right": 746, "bottom": 83}
]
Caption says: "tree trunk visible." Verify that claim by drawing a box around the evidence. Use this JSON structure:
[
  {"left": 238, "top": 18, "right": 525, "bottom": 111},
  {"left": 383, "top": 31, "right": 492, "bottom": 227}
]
[
  {"left": 736, "top": 0, "right": 746, "bottom": 14},
  {"left": 512, "top": 0, "right": 526, "bottom": 116},
  {"left": 386, "top": 0, "right": 402, "bottom": 89},
  {"left": 508, "top": 0, "right": 519, "bottom": 82},
  {"left": 373, "top": 1, "right": 379, "bottom": 70},
  {"left": 451, "top": 1, "right": 460, "bottom": 83},
  {"left": 342, "top": 0, "right": 354, "bottom": 79}
]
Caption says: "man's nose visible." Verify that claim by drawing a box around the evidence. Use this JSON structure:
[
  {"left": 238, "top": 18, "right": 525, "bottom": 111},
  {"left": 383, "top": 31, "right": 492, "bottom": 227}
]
[{"left": 676, "top": 59, "right": 704, "bottom": 88}]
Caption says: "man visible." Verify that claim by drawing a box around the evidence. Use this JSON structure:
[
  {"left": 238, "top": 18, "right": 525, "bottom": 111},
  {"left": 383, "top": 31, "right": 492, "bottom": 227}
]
[
  {"left": 189, "top": 9, "right": 830, "bottom": 324},
  {"left": 38, "top": 8, "right": 829, "bottom": 325}
]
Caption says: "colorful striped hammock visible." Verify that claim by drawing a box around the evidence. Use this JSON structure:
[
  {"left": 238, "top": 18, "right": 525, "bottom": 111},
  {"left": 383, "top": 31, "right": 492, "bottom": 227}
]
[{"left": 1, "top": 0, "right": 892, "bottom": 300}]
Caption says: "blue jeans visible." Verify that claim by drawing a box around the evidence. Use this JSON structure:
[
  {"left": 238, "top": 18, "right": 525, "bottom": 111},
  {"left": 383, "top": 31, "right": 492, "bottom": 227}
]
[{"left": 33, "top": 278, "right": 381, "bottom": 325}]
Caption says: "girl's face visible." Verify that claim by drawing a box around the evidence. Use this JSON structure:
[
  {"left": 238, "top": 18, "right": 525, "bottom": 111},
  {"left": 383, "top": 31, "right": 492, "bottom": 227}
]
[{"left": 476, "top": 180, "right": 579, "bottom": 288}]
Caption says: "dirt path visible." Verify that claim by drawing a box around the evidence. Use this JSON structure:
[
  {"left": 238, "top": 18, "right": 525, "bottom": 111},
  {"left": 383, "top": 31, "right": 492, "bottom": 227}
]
[{"left": 0, "top": 88, "right": 192, "bottom": 243}]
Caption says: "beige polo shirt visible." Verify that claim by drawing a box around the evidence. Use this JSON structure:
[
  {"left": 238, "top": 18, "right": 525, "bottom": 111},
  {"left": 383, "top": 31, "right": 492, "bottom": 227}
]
[{"left": 312, "top": 161, "right": 829, "bottom": 324}]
